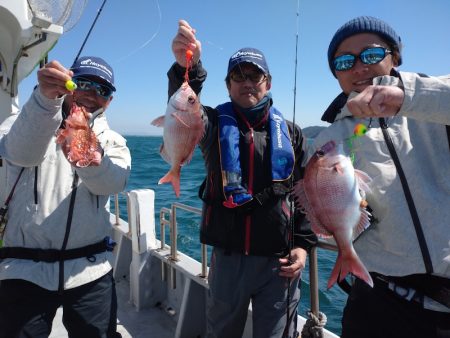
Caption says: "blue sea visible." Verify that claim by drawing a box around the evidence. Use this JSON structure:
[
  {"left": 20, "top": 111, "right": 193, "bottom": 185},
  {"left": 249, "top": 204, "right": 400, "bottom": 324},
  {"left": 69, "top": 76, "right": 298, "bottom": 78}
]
[{"left": 117, "top": 135, "right": 347, "bottom": 336}]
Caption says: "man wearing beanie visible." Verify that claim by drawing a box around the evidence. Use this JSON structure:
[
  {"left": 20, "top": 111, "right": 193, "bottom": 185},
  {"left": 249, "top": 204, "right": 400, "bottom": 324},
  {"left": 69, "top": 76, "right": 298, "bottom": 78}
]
[
  {"left": 168, "top": 20, "right": 317, "bottom": 337},
  {"left": 313, "top": 15, "right": 450, "bottom": 338},
  {"left": 0, "top": 56, "right": 130, "bottom": 337}
]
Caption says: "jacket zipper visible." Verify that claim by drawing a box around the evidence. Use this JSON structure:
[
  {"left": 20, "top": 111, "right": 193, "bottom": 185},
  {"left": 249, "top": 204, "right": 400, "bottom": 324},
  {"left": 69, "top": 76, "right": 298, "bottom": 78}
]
[{"left": 244, "top": 128, "right": 255, "bottom": 255}]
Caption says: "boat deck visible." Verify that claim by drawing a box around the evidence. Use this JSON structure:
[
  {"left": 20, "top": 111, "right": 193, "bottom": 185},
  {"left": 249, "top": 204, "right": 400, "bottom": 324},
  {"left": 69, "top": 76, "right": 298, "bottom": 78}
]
[{"left": 50, "top": 277, "right": 176, "bottom": 338}]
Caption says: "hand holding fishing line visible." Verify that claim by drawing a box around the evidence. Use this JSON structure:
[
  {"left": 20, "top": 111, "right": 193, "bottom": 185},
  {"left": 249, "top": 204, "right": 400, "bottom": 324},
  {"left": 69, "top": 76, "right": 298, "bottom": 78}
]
[
  {"left": 347, "top": 85, "right": 404, "bottom": 117},
  {"left": 37, "top": 60, "right": 75, "bottom": 99},
  {"left": 172, "top": 19, "right": 201, "bottom": 68}
]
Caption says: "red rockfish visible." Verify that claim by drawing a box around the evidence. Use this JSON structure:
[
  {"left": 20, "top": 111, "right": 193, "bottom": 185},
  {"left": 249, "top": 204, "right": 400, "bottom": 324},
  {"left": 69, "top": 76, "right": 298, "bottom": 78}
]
[
  {"left": 56, "top": 103, "right": 100, "bottom": 167},
  {"left": 294, "top": 140, "right": 373, "bottom": 289},
  {"left": 151, "top": 82, "right": 204, "bottom": 197}
]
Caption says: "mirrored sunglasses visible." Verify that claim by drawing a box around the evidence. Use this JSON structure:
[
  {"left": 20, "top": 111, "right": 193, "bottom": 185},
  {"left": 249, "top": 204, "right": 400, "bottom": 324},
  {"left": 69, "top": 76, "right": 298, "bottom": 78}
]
[
  {"left": 230, "top": 71, "right": 266, "bottom": 83},
  {"left": 72, "top": 77, "right": 113, "bottom": 98},
  {"left": 333, "top": 47, "right": 392, "bottom": 72}
]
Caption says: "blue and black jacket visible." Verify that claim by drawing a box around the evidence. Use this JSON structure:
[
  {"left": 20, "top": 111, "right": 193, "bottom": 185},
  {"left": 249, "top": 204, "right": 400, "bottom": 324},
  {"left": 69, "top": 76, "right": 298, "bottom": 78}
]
[{"left": 167, "top": 62, "right": 317, "bottom": 257}]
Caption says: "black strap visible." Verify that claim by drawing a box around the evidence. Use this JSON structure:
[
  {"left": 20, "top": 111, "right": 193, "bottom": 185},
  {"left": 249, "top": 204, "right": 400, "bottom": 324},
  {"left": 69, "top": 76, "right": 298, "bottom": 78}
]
[
  {"left": 446, "top": 125, "right": 450, "bottom": 151},
  {"left": 0, "top": 168, "right": 25, "bottom": 233},
  {"left": 0, "top": 236, "right": 115, "bottom": 262},
  {"left": 58, "top": 172, "right": 79, "bottom": 293},
  {"left": 372, "top": 272, "right": 450, "bottom": 308},
  {"left": 379, "top": 118, "right": 433, "bottom": 273}
]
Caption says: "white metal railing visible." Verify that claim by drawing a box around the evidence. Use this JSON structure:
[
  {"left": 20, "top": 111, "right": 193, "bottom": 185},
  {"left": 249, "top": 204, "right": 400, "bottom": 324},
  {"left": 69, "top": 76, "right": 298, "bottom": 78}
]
[{"left": 112, "top": 193, "right": 339, "bottom": 330}]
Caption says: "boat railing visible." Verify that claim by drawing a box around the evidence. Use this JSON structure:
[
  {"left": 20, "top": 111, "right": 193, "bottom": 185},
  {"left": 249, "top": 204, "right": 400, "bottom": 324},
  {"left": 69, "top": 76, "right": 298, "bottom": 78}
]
[
  {"left": 111, "top": 191, "right": 340, "bottom": 338},
  {"left": 158, "top": 203, "right": 208, "bottom": 279}
]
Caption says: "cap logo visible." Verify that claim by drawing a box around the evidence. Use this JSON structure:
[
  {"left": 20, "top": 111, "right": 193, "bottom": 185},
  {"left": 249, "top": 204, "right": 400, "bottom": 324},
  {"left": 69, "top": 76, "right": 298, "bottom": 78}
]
[
  {"left": 231, "top": 50, "right": 263, "bottom": 61},
  {"left": 79, "top": 58, "right": 113, "bottom": 78}
]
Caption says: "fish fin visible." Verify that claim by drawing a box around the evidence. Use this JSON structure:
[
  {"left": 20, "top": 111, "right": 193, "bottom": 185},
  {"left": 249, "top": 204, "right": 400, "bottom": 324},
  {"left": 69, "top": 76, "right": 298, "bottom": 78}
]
[
  {"left": 181, "top": 150, "right": 195, "bottom": 166},
  {"left": 158, "top": 167, "right": 181, "bottom": 197},
  {"left": 352, "top": 207, "right": 372, "bottom": 241},
  {"left": 355, "top": 169, "right": 372, "bottom": 193},
  {"left": 308, "top": 212, "right": 333, "bottom": 237},
  {"left": 151, "top": 116, "right": 165, "bottom": 127},
  {"left": 293, "top": 179, "right": 333, "bottom": 237},
  {"left": 171, "top": 112, "right": 191, "bottom": 128},
  {"left": 327, "top": 249, "right": 373, "bottom": 289},
  {"left": 159, "top": 143, "right": 172, "bottom": 164}
]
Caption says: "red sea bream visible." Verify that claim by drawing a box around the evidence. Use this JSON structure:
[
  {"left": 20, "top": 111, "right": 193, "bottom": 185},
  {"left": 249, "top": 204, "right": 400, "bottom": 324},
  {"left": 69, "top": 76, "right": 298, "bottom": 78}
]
[
  {"left": 294, "top": 140, "right": 373, "bottom": 289},
  {"left": 151, "top": 82, "right": 204, "bottom": 197}
]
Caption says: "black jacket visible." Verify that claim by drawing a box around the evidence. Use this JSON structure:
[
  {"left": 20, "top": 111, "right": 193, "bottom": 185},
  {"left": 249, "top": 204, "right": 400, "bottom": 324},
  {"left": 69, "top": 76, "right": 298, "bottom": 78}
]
[{"left": 167, "top": 62, "right": 317, "bottom": 256}]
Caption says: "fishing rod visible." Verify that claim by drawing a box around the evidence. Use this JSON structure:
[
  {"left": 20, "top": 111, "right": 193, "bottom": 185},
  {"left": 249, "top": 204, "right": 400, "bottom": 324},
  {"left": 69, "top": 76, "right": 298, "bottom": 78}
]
[
  {"left": 64, "top": 0, "right": 108, "bottom": 92},
  {"left": 73, "top": 0, "right": 108, "bottom": 64},
  {"left": 283, "top": 0, "right": 300, "bottom": 337}
]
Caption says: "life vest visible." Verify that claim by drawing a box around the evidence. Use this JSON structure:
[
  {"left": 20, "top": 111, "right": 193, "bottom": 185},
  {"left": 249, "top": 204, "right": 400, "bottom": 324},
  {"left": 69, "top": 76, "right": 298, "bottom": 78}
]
[{"left": 216, "top": 102, "right": 294, "bottom": 207}]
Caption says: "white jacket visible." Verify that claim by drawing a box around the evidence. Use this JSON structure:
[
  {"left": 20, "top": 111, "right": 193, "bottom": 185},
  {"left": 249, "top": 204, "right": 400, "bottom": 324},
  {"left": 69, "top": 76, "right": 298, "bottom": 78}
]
[
  {"left": 313, "top": 71, "right": 450, "bottom": 280},
  {"left": 0, "top": 88, "right": 131, "bottom": 290}
]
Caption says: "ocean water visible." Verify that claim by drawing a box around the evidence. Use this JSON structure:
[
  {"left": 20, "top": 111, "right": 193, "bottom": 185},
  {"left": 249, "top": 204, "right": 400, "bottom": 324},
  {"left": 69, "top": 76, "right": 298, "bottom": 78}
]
[{"left": 117, "top": 135, "right": 347, "bottom": 336}]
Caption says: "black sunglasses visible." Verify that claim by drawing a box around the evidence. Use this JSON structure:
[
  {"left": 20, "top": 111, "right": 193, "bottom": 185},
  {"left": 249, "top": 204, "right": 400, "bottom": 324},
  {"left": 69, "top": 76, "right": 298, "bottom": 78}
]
[
  {"left": 72, "top": 77, "right": 113, "bottom": 98},
  {"left": 230, "top": 71, "right": 266, "bottom": 83},
  {"left": 333, "top": 47, "right": 392, "bottom": 72}
]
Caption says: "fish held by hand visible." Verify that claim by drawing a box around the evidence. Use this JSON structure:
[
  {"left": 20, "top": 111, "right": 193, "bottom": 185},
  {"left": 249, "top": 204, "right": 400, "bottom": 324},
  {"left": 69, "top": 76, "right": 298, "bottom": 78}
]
[
  {"left": 294, "top": 140, "right": 373, "bottom": 289},
  {"left": 56, "top": 103, "right": 101, "bottom": 167},
  {"left": 151, "top": 82, "right": 204, "bottom": 197}
]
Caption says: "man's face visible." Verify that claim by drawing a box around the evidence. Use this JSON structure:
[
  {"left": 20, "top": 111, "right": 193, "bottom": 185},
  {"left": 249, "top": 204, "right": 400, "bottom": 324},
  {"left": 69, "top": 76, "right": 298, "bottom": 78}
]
[
  {"left": 227, "top": 63, "right": 271, "bottom": 109},
  {"left": 64, "top": 76, "right": 113, "bottom": 114},
  {"left": 334, "top": 33, "right": 397, "bottom": 95}
]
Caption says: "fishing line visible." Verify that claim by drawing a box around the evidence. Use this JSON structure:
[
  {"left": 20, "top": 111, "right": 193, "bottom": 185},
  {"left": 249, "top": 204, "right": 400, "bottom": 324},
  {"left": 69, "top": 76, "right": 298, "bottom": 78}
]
[{"left": 115, "top": 0, "right": 162, "bottom": 63}]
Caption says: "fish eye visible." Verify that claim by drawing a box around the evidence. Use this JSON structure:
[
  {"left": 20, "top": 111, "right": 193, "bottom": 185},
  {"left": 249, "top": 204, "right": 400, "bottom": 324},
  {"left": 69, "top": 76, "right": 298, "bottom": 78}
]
[
  {"left": 316, "top": 150, "right": 325, "bottom": 157},
  {"left": 187, "top": 96, "right": 196, "bottom": 104}
]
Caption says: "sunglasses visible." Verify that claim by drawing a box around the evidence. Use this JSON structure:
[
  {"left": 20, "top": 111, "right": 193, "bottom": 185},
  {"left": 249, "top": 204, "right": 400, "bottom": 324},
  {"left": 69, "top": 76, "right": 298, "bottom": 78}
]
[
  {"left": 333, "top": 47, "right": 392, "bottom": 72},
  {"left": 72, "top": 77, "right": 113, "bottom": 98},
  {"left": 230, "top": 71, "right": 266, "bottom": 83}
]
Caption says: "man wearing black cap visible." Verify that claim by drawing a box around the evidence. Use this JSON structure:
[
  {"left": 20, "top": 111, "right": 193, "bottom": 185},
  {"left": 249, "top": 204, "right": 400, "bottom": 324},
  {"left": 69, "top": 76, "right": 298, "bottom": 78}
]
[
  {"left": 0, "top": 56, "right": 130, "bottom": 337},
  {"left": 168, "top": 20, "right": 317, "bottom": 338},
  {"left": 313, "top": 16, "right": 450, "bottom": 338}
]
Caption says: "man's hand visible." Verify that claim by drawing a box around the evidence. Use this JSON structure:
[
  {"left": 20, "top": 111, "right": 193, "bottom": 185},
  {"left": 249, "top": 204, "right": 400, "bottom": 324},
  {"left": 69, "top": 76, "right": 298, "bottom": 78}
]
[
  {"left": 279, "top": 247, "right": 307, "bottom": 279},
  {"left": 37, "top": 60, "right": 73, "bottom": 99},
  {"left": 346, "top": 85, "right": 404, "bottom": 118},
  {"left": 172, "top": 19, "right": 202, "bottom": 67}
]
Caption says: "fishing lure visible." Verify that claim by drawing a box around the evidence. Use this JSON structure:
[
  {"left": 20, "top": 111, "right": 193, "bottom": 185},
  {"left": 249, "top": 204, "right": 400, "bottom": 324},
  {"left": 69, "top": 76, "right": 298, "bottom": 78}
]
[
  {"left": 184, "top": 49, "right": 194, "bottom": 82},
  {"left": 347, "top": 123, "right": 367, "bottom": 163},
  {"left": 65, "top": 80, "right": 77, "bottom": 91}
]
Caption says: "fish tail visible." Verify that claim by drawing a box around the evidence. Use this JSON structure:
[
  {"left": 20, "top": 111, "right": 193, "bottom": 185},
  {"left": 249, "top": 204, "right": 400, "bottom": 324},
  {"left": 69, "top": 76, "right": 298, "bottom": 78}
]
[
  {"left": 158, "top": 167, "right": 181, "bottom": 197},
  {"left": 327, "top": 251, "right": 374, "bottom": 289}
]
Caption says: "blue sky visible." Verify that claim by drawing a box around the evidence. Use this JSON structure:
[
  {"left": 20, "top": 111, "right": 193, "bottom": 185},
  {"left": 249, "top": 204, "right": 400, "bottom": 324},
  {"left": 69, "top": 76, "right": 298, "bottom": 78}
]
[{"left": 19, "top": 0, "right": 450, "bottom": 136}]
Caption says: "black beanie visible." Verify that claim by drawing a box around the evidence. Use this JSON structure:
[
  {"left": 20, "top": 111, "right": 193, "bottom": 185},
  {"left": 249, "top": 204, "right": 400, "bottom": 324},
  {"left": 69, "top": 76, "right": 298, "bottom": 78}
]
[{"left": 328, "top": 16, "right": 402, "bottom": 77}]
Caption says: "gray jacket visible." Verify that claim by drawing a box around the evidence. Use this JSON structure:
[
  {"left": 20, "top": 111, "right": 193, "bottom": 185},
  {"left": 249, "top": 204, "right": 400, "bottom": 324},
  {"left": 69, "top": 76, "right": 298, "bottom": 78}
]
[
  {"left": 313, "top": 71, "right": 450, "bottom": 279},
  {"left": 0, "top": 88, "right": 131, "bottom": 290}
]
